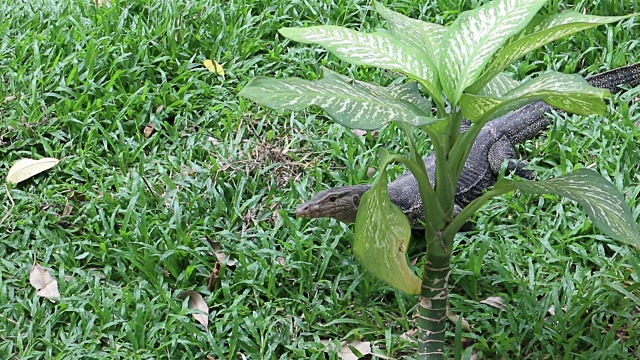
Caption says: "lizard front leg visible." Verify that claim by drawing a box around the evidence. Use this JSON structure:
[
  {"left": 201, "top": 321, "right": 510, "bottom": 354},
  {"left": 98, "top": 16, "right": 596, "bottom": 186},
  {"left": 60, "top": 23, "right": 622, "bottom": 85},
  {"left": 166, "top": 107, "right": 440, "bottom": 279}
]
[{"left": 487, "top": 138, "right": 535, "bottom": 180}]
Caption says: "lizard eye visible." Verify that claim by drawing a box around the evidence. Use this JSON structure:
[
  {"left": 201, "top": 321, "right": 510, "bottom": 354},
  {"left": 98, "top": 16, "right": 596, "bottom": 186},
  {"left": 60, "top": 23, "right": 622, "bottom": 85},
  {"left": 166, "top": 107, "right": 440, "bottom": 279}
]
[
  {"left": 327, "top": 195, "right": 338, "bottom": 203},
  {"left": 352, "top": 194, "right": 360, "bottom": 207}
]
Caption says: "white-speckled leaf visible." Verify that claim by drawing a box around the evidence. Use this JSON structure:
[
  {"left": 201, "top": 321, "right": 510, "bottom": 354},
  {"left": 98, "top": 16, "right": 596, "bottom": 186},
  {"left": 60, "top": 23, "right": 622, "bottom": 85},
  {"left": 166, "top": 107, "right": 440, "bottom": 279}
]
[
  {"left": 328, "top": 71, "right": 433, "bottom": 114},
  {"left": 460, "top": 71, "right": 609, "bottom": 121},
  {"left": 353, "top": 150, "right": 420, "bottom": 295},
  {"left": 439, "top": 0, "right": 546, "bottom": 104},
  {"left": 279, "top": 26, "right": 440, "bottom": 98},
  {"left": 478, "top": 73, "right": 521, "bottom": 97},
  {"left": 374, "top": 1, "right": 446, "bottom": 65},
  {"left": 505, "top": 170, "right": 640, "bottom": 246},
  {"left": 239, "top": 69, "right": 441, "bottom": 130},
  {"left": 470, "top": 12, "right": 632, "bottom": 92}
]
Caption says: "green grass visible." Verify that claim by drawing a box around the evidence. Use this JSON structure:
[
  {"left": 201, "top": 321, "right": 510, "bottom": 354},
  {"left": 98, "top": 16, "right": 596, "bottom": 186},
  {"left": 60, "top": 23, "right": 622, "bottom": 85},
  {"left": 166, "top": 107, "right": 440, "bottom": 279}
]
[{"left": 1, "top": 0, "right": 639, "bottom": 358}]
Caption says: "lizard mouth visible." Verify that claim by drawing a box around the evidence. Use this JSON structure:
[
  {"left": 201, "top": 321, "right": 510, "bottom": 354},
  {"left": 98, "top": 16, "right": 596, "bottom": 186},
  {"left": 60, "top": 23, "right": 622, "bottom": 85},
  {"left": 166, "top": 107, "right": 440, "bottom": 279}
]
[{"left": 296, "top": 203, "right": 332, "bottom": 219}]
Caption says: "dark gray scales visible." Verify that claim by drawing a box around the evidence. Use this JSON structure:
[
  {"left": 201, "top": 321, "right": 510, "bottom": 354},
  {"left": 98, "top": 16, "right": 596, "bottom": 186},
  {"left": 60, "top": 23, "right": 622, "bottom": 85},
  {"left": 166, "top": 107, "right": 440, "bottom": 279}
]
[{"left": 296, "top": 63, "right": 640, "bottom": 228}]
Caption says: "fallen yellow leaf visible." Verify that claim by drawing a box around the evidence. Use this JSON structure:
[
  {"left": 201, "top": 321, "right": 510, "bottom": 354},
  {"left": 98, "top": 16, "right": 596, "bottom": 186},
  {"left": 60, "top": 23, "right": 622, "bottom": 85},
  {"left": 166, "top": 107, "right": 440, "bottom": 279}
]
[
  {"left": 204, "top": 59, "right": 225, "bottom": 78},
  {"left": 6, "top": 157, "right": 60, "bottom": 184}
]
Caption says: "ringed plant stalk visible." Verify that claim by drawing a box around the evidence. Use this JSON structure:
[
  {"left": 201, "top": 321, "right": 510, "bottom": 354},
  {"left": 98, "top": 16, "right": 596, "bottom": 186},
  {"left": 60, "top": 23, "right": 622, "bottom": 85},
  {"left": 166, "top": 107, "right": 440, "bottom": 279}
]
[{"left": 239, "top": 1, "right": 640, "bottom": 358}]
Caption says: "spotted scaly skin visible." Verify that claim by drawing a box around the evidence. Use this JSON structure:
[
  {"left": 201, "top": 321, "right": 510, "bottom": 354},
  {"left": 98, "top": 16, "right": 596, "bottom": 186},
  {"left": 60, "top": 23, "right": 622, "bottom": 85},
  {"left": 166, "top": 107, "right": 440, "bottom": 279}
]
[{"left": 296, "top": 63, "right": 640, "bottom": 228}]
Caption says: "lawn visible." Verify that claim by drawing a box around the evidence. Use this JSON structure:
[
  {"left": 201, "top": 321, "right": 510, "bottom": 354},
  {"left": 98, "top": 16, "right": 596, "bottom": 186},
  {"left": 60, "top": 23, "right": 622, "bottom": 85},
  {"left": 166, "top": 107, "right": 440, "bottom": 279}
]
[{"left": 1, "top": 0, "right": 639, "bottom": 358}]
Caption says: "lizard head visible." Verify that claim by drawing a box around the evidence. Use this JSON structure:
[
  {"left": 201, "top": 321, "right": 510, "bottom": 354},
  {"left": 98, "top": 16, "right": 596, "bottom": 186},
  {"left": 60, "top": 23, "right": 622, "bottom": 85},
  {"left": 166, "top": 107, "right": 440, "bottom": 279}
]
[{"left": 295, "top": 185, "right": 372, "bottom": 224}]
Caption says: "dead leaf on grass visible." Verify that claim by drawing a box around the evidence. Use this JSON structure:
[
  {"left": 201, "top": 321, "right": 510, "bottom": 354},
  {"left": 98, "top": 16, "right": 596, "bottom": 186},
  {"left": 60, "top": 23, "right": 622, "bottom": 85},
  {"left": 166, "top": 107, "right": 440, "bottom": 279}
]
[
  {"left": 351, "top": 129, "right": 367, "bottom": 137},
  {"left": 29, "top": 263, "right": 61, "bottom": 299},
  {"left": 547, "top": 304, "right": 566, "bottom": 317},
  {"left": 446, "top": 308, "right": 471, "bottom": 331},
  {"left": 207, "top": 262, "right": 222, "bottom": 291},
  {"left": 207, "top": 136, "right": 220, "bottom": 146},
  {"left": 7, "top": 157, "right": 60, "bottom": 184},
  {"left": 204, "top": 59, "right": 225, "bottom": 78},
  {"left": 179, "top": 290, "right": 209, "bottom": 329},
  {"left": 480, "top": 296, "right": 507, "bottom": 312},
  {"left": 276, "top": 257, "right": 290, "bottom": 271},
  {"left": 321, "top": 339, "right": 371, "bottom": 360},
  {"left": 210, "top": 240, "right": 236, "bottom": 267},
  {"left": 3, "top": 95, "right": 17, "bottom": 103},
  {"left": 547, "top": 305, "right": 555, "bottom": 316},
  {"left": 94, "top": 0, "right": 111, "bottom": 7},
  {"left": 61, "top": 203, "right": 73, "bottom": 217},
  {"left": 143, "top": 123, "right": 155, "bottom": 138}
]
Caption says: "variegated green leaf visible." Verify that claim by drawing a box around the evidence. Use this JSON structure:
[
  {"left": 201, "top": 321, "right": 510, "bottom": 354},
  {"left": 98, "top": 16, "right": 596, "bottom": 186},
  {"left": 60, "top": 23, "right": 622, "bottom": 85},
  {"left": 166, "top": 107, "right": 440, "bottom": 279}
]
[
  {"left": 460, "top": 71, "right": 610, "bottom": 121},
  {"left": 439, "top": 0, "right": 546, "bottom": 104},
  {"left": 278, "top": 26, "right": 440, "bottom": 99},
  {"left": 469, "top": 12, "right": 633, "bottom": 93},
  {"left": 501, "top": 170, "right": 640, "bottom": 246},
  {"left": 353, "top": 149, "right": 420, "bottom": 295},
  {"left": 478, "top": 72, "right": 521, "bottom": 97},
  {"left": 238, "top": 69, "right": 441, "bottom": 130},
  {"left": 332, "top": 71, "right": 433, "bottom": 115},
  {"left": 374, "top": 1, "right": 446, "bottom": 65}
]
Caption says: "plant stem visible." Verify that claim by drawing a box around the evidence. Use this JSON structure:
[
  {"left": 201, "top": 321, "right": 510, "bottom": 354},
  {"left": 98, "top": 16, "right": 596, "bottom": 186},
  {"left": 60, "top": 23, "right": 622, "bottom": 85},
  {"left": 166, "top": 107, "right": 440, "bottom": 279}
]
[
  {"left": 417, "top": 234, "right": 451, "bottom": 360},
  {"left": 443, "top": 181, "right": 516, "bottom": 241}
]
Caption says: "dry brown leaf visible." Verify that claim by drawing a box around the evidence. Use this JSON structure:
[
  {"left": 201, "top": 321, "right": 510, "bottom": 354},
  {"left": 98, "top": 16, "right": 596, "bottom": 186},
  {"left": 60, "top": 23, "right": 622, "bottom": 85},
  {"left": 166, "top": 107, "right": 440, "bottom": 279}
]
[
  {"left": 207, "top": 262, "right": 221, "bottom": 291},
  {"left": 29, "top": 263, "right": 61, "bottom": 299},
  {"left": 3, "top": 95, "right": 16, "bottom": 103},
  {"left": 321, "top": 340, "right": 371, "bottom": 360},
  {"left": 271, "top": 209, "right": 281, "bottom": 224},
  {"left": 211, "top": 240, "right": 222, "bottom": 252},
  {"left": 366, "top": 167, "right": 376, "bottom": 178},
  {"left": 547, "top": 305, "right": 556, "bottom": 316},
  {"left": 277, "top": 257, "right": 290, "bottom": 271},
  {"left": 211, "top": 240, "right": 236, "bottom": 267},
  {"left": 480, "top": 296, "right": 507, "bottom": 312},
  {"left": 179, "top": 290, "right": 209, "bottom": 329},
  {"left": 61, "top": 203, "right": 73, "bottom": 217},
  {"left": 547, "top": 304, "right": 566, "bottom": 317},
  {"left": 351, "top": 129, "right": 367, "bottom": 137},
  {"left": 207, "top": 136, "right": 220, "bottom": 145},
  {"left": 94, "top": 0, "right": 111, "bottom": 7},
  {"left": 143, "top": 123, "right": 155, "bottom": 138},
  {"left": 155, "top": 105, "right": 164, "bottom": 114},
  {"left": 7, "top": 157, "right": 60, "bottom": 184},
  {"left": 446, "top": 309, "right": 471, "bottom": 331}
]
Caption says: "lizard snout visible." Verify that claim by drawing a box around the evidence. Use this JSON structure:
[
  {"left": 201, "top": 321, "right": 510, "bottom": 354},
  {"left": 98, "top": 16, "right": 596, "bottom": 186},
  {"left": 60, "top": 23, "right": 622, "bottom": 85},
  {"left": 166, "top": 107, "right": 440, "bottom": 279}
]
[{"left": 295, "top": 203, "right": 311, "bottom": 218}]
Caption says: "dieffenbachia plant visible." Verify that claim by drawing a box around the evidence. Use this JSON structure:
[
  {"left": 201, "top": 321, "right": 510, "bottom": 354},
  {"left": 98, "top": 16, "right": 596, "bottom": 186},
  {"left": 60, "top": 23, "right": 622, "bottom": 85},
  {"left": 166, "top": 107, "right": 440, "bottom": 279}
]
[{"left": 239, "top": 1, "right": 639, "bottom": 358}]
